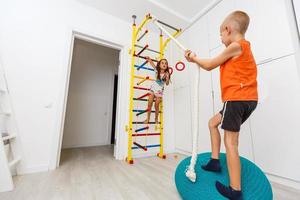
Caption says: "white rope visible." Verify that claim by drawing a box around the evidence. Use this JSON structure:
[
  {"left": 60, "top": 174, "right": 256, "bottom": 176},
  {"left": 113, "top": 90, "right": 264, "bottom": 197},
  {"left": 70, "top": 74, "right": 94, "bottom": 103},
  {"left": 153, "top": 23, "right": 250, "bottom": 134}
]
[
  {"left": 185, "top": 66, "right": 200, "bottom": 182},
  {"left": 152, "top": 17, "right": 187, "bottom": 52},
  {"left": 152, "top": 15, "right": 200, "bottom": 182}
]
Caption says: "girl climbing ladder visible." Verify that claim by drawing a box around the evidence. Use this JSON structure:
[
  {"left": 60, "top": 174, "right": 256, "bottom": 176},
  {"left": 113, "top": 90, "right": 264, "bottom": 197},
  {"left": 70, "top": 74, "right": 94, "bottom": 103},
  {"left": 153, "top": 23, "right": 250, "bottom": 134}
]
[{"left": 125, "top": 14, "right": 181, "bottom": 164}]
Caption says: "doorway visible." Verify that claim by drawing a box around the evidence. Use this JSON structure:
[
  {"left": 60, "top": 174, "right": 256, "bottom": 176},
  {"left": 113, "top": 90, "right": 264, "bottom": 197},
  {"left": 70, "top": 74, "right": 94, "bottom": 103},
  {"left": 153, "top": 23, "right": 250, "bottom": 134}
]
[{"left": 59, "top": 38, "right": 120, "bottom": 163}]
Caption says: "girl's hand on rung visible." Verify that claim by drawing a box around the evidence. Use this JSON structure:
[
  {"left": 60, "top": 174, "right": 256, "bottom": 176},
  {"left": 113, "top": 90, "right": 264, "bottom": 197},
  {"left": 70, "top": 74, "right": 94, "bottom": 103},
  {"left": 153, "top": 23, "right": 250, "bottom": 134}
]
[
  {"left": 145, "top": 56, "right": 151, "bottom": 62},
  {"left": 165, "top": 73, "right": 170, "bottom": 81},
  {"left": 146, "top": 56, "right": 156, "bottom": 68}
]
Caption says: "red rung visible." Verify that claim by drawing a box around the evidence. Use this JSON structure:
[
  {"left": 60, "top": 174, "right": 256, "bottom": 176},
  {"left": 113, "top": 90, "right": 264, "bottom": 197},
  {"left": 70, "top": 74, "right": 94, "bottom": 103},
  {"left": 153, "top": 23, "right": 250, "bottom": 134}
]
[
  {"left": 133, "top": 142, "right": 147, "bottom": 151},
  {"left": 134, "top": 86, "right": 150, "bottom": 91},
  {"left": 137, "top": 92, "right": 150, "bottom": 100},
  {"left": 132, "top": 133, "right": 161, "bottom": 137},
  {"left": 136, "top": 44, "right": 148, "bottom": 56}
]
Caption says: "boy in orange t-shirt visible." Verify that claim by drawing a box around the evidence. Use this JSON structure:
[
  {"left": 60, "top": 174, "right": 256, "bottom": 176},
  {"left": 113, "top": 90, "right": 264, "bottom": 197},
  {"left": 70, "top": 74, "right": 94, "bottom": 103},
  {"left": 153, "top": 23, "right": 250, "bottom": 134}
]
[{"left": 185, "top": 11, "right": 258, "bottom": 200}]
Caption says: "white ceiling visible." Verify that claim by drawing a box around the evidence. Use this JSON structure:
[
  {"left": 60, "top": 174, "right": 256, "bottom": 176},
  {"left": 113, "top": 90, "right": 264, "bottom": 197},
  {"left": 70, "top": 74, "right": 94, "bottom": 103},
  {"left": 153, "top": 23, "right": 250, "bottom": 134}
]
[
  {"left": 76, "top": 0, "right": 213, "bottom": 30},
  {"left": 149, "top": 0, "right": 212, "bottom": 20}
]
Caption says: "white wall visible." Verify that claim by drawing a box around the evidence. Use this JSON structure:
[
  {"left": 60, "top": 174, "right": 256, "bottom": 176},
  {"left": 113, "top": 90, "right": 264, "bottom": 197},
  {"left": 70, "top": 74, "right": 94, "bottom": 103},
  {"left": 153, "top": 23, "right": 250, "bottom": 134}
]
[
  {"left": 176, "top": 0, "right": 300, "bottom": 189},
  {"left": 0, "top": 0, "right": 130, "bottom": 173},
  {"left": 173, "top": 15, "right": 213, "bottom": 155},
  {"left": 0, "top": 0, "right": 176, "bottom": 173},
  {"left": 62, "top": 39, "right": 119, "bottom": 149}
]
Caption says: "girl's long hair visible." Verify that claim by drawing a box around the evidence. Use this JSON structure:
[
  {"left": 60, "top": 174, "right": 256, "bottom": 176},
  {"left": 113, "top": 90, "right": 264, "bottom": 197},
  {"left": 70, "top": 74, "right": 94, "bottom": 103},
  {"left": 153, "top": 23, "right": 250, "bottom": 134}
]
[{"left": 156, "top": 58, "right": 171, "bottom": 81}]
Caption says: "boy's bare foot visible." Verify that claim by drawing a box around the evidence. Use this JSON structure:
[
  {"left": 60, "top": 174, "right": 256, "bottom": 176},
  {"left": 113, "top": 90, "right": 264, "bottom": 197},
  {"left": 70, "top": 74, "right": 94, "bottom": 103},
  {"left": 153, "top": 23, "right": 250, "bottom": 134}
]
[{"left": 144, "top": 119, "right": 149, "bottom": 124}]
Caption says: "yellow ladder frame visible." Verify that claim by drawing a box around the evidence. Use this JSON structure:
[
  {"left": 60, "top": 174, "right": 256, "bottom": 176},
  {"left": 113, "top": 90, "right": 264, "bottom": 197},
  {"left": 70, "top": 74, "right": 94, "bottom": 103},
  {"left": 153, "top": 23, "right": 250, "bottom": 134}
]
[{"left": 126, "top": 14, "right": 181, "bottom": 164}]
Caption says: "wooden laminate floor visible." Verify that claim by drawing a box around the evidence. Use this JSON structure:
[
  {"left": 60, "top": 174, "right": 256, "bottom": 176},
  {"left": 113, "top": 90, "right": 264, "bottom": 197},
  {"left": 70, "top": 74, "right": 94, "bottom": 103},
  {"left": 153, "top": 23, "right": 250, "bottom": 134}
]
[{"left": 0, "top": 146, "right": 299, "bottom": 200}]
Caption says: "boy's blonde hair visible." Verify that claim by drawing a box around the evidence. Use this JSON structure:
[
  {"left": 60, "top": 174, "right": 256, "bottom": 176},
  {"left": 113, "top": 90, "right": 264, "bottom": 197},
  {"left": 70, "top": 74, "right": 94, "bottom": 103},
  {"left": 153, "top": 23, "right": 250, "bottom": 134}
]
[{"left": 225, "top": 11, "right": 250, "bottom": 34}]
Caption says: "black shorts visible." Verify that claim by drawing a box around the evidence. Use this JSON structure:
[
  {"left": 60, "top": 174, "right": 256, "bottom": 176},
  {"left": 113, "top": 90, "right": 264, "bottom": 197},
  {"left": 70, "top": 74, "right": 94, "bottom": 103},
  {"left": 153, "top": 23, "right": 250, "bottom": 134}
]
[{"left": 220, "top": 101, "right": 257, "bottom": 132}]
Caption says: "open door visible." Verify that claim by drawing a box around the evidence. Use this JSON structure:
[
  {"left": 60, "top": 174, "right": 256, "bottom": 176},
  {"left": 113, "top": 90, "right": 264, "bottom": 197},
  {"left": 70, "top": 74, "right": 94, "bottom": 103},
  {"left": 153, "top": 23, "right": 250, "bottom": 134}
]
[{"left": 111, "top": 74, "right": 118, "bottom": 144}]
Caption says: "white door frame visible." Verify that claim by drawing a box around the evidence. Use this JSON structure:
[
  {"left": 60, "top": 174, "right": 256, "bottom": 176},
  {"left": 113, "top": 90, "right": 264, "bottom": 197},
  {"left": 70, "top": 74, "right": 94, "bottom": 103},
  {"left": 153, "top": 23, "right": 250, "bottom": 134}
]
[{"left": 50, "top": 31, "right": 125, "bottom": 169}]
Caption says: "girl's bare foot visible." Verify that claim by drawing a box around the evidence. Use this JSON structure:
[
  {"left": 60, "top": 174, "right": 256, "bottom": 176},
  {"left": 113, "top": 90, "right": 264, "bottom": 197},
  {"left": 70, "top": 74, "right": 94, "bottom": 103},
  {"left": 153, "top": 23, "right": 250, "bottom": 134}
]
[{"left": 144, "top": 119, "right": 149, "bottom": 124}]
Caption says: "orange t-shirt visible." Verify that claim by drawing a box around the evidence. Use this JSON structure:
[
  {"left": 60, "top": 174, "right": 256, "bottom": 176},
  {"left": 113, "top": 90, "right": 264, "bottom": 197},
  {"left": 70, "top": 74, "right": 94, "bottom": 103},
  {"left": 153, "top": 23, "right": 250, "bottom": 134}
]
[{"left": 220, "top": 39, "right": 258, "bottom": 102}]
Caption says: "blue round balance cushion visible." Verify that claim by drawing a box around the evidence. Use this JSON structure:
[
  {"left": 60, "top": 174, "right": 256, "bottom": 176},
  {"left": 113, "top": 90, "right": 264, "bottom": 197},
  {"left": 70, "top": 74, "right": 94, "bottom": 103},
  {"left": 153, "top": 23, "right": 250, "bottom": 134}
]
[{"left": 175, "top": 152, "right": 273, "bottom": 200}]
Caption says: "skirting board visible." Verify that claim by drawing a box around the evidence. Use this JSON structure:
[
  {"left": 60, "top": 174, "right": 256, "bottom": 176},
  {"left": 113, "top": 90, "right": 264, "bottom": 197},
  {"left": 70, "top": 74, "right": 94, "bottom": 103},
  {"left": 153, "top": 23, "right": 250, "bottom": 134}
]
[
  {"left": 175, "top": 148, "right": 192, "bottom": 156},
  {"left": 17, "top": 164, "right": 49, "bottom": 175},
  {"left": 62, "top": 142, "right": 110, "bottom": 149},
  {"left": 267, "top": 173, "right": 300, "bottom": 191}
]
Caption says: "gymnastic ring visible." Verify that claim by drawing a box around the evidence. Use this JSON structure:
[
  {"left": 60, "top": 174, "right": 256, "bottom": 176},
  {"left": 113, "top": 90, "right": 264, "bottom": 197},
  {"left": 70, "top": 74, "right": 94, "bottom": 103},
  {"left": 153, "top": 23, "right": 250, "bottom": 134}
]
[
  {"left": 168, "top": 67, "right": 174, "bottom": 75},
  {"left": 175, "top": 61, "right": 185, "bottom": 71}
]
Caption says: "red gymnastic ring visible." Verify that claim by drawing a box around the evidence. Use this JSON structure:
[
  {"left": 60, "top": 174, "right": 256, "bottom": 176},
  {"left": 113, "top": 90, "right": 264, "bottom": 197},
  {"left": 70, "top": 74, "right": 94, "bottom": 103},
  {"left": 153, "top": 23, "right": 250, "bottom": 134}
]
[
  {"left": 175, "top": 61, "right": 185, "bottom": 71},
  {"left": 168, "top": 67, "right": 174, "bottom": 75}
]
